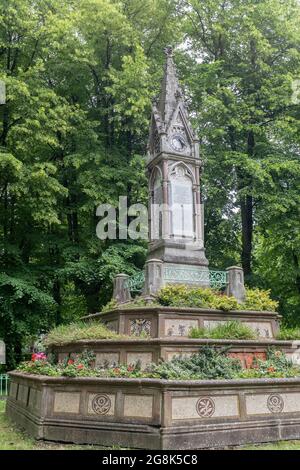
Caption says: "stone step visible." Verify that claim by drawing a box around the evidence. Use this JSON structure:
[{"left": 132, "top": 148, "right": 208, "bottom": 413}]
[{"left": 48, "top": 337, "right": 300, "bottom": 370}]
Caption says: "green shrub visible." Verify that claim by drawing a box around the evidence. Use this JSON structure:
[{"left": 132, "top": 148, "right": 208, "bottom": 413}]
[
  {"left": 149, "top": 346, "right": 242, "bottom": 380},
  {"left": 156, "top": 285, "right": 278, "bottom": 312},
  {"left": 242, "top": 288, "right": 279, "bottom": 312},
  {"left": 44, "top": 321, "right": 123, "bottom": 346},
  {"left": 276, "top": 327, "right": 300, "bottom": 341},
  {"left": 189, "top": 321, "right": 258, "bottom": 340},
  {"left": 157, "top": 285, "right": 240, "bottom": 311}
]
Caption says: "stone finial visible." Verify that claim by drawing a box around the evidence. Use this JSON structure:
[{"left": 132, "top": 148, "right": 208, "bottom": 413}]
[
  {"left": 225, "top": 266, "right": 246, "bottom": 304},
  {"left": 112, "top": 274, "right": 131, "bottom": 304},
  {"left": 143, "top": 259, "right": 164, "bottom": 296}
]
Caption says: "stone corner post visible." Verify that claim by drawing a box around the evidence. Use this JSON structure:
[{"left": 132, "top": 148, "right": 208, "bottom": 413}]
[
  {"left": 225, "top": 266, "right": 246, "bottom": 304},
  {"left": 143, "top": 259, "right": 164, "bottom": 296},
  {"left": 112, "top": 273, "right": 132, "bottom": 304}
]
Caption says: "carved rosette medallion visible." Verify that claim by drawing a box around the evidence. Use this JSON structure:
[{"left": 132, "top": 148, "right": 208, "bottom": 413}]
[
  {"left": 267, "top": 394, "right": 284, "bottom": 413},
  {"left": 196, "top": 397, "right": 215, "bottom": 418},
  {"left": 92, "top": 394, "right": 111, "bottom": 415}
]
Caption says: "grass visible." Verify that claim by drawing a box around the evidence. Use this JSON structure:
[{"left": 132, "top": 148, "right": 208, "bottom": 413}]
[
  {"left": 44, "top": 321, "right": 125, "bottom": 346},
  {"left": 1, "top": 400, "right": 300, "bottom": 450},
  {"left": 189, "top": 321, "right": 259, "bottom": 340}
]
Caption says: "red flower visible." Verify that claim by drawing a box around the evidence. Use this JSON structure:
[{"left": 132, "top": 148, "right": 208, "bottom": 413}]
[
  {"left": 127, "top": 365, "right": 134, "bottom": 372},
  {"left": 76, "top": 364, "right": 84, "bottom": 369},
  {"left": 67, "top": 359, "right": 74, "bottom": 365},
  {"left": 267, "top": 366, "right": 275, "bottom": 373}
]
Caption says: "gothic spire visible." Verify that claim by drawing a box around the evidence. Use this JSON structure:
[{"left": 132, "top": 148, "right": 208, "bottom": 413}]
[{"left": 157, "top": 46, "right": 184, "bottom": 125}]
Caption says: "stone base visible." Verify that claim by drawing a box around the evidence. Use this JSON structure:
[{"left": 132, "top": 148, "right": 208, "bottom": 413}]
[
  {"left": 83, "top": 306, "right": 281, "bottom": 340},
  {"left": 6, "top": 373, "right": 300, "bottom": 449},
  {"left": 48, "top": 338, "right": 300, "bottom": 370}
]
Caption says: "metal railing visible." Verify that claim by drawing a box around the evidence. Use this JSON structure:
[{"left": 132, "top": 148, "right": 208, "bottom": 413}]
[
  {"left": 0, "top": 374, "right": 9, "bottom": 396},
  {"left": 127, "top": 268, "right": 228, "bottom": 294}
]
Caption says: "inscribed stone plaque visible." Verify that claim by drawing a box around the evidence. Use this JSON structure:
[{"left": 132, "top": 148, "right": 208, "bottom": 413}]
[
  {"left": 126, "top": 352, "right": 153, "bottom": 369},
  {"left": 124, "top": 395, "right": 153, "bottom": 418},
  {"left": 171, "top": 179, "right": 194, "bottom": 237},
  {"left": 166, "top": 351, "right": 196, "bottom": 361},
  {"left": 95, "top": 352, "right": 119, "bottom": 368},
  {"left": 87, "top": 393, "right": 115, "bottom": 416},
  {"left": 54, "top": 392, "right": 80, "bottom": 414},
  {"left": 246, "top": 392, "right": 300, "bottom": 416},
  {"left": 172, "top": 395, "right": 239, "bottom": 420},
  {"left": 203, "top": 320, "right": 273, "bottom": 338},
  {"left": 0, "top": 341, "right": 5, "bottom": 364},
  {"left": 164, "top": 319, "right": 198, "bottom": 337}
]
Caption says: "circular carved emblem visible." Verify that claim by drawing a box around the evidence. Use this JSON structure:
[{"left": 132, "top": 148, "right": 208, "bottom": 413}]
[
  {"left": 267, "top": 394, "right": 284, "bottom": 413},
  {"left": 196, "top": 397, "right": 215, "bottom": 418},
  {"left": 92, "top": 394, "right": 111, "bottom": 415}
]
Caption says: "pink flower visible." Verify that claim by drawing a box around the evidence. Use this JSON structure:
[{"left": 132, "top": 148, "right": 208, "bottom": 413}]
[{"left": 31, "top": 352, "right": 46, "bottom": 362}]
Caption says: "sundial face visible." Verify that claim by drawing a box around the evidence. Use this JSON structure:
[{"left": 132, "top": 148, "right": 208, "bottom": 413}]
[{"left": 171, "top": 134, "right": 187, "bottom": 152}]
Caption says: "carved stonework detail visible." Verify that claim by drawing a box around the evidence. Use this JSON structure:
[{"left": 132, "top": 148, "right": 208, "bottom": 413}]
[
  {"left": 196, "top": 397, "right": 215, "bottom": 418},
  {"left": 92, "top": 394, "right": 111, "bottom": 415},
  {"left": 267, "top": 394, "right": 284, "bottom": 413},
  {"left": 130, "top": 319, "right": 151, "bottom": 336}
]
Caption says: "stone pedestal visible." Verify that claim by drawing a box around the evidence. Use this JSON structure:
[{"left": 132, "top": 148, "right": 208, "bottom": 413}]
[
  {"left": 112, "top": 274, "right": 131, "bottom": 304},
  {"left": 143, "top": 259, "right": 163, "bottom": 296},
  {"left": 226, "top": 266, "right": 246, "bottom": 304}
]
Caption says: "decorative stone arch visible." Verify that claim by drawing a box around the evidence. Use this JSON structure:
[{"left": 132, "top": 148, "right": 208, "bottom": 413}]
[{"left": 168, "top": 161, "right": 195, "bottom": 184}]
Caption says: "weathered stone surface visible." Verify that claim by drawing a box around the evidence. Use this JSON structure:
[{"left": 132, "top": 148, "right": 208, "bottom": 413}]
[
  {"left": 6, "top": 373, "right": 300, "bottom": 449},
  {"left": 54, "top": 392, "right": 80, "bottom": 414},
  {"left": 246, "top": 392, "right": 300, "bottom": 415},
  {"left": 95, "top": 353, "right": 119, "bottom": 368},
  {"left": 172, "top": 395, "right": 239, "bottom": 420},
  {"left": 87, "top": 393, "right": 115, "bottom": 416},
  {"left": 225, "top": 266, "right": 246, "bottom": 303},
  {"left": 164, "top": 319, "right": 198, "bottom": 337},
  {"left": 112, "top": 274, "right": 131, "bottom": 304},
  {"left": 126, "top": 352, "right": 153, "bottom": 369},
  {"left": 124, "top": 395, "right": 153, "bottom": 418}
]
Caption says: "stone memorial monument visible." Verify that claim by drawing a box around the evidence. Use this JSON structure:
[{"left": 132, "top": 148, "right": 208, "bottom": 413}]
[{"left": 6, "top": 49, "right": 300, "bottom": 450}]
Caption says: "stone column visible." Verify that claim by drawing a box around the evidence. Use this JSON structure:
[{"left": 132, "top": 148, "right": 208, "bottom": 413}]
[
  {"left": 225, "top": 266, "right": 246, "bottom": 304},
  {"left": 112, "top": 274, "right": 131, "bottom": 304},
  {"left": 144, "top": 259, "right": 164, "bottom": 296}
]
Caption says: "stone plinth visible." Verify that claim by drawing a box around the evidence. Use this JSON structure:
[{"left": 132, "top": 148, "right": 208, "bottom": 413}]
[
  {"left": 82, "top": 306, "right": 281, "bottom": 340},
  {"left": 7, "top": 372, "right": 300, "bottom": 449}
]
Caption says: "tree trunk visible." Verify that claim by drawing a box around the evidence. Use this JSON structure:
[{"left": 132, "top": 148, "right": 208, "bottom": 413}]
[{"left": 240, "top": 130, "right": 255, "bottom": 277}]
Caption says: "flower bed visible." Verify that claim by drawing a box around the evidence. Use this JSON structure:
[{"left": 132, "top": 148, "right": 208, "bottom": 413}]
[{"left": 17, "top": 346, "right": 300, "bottom": 380}]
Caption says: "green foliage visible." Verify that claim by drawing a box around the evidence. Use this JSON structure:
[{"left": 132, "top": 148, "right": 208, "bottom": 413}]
[
  {"left": 157, "top": 285, "right": 277, "bottom": 311},
  {"left": 276, "top": 327, "right": 300, "bottom": 341},
  {"left": 243, "top": 288, "right": 279, "bottom": 312},
  {"left": 189, "top": 321, "right": 258, "bottom": 340},
  {"left": 150, "top": 346, "right": 243, "bottom": 380},
  {"left": 44, "top": 321, "right": 123, "bottom": 346}
]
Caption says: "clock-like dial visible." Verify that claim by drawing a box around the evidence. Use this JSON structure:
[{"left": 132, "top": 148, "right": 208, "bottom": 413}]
[{"left": 171, "top": 134, "right": 187, "bottom": 152}]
